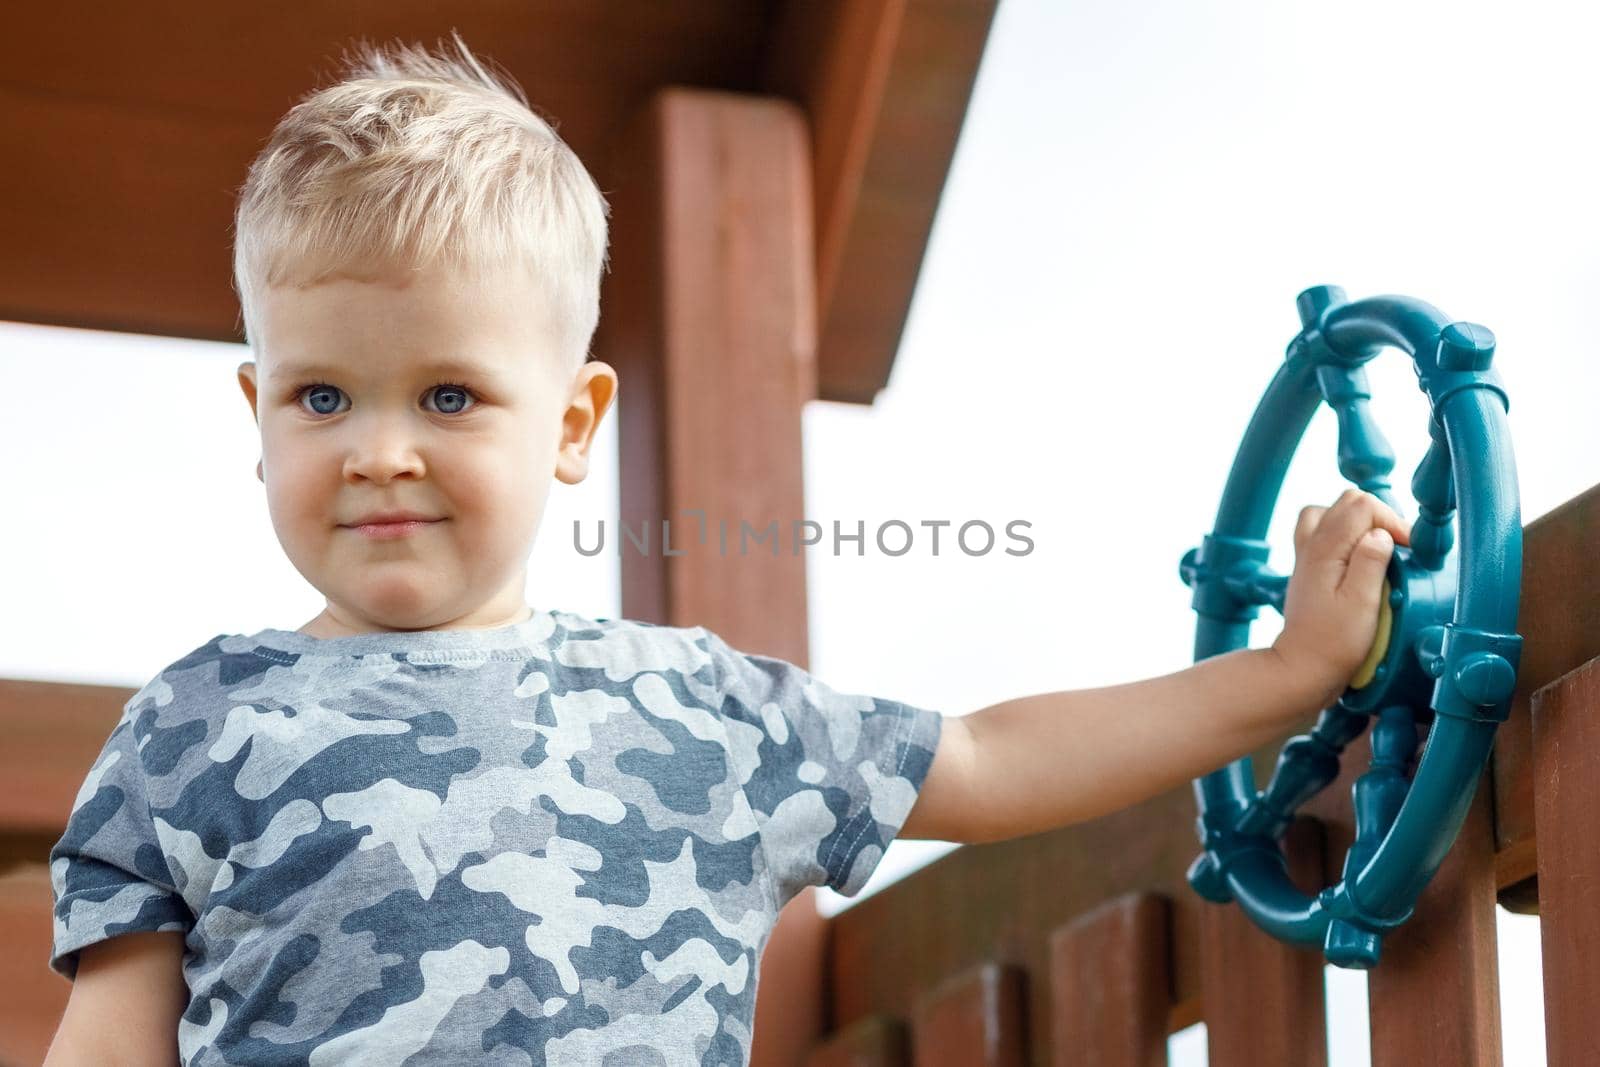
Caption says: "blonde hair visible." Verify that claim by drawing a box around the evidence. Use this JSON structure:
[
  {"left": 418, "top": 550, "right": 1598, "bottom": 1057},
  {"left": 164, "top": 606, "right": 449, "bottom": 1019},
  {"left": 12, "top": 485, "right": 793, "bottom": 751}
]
[{"left": 231, "top": 30, "right": 608, "bottom": 377}]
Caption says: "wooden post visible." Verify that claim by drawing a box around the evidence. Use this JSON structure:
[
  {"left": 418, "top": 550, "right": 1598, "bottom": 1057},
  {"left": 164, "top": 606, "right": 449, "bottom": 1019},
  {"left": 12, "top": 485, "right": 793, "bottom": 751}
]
[
  {"left": 806, "top": 1015, "right": 910, "bottom": 1067},
  {"left": 1048, "top": 892, "right": 1172, "bottom": 1067},
  {"left": 1532, "top": 655, "right": 1600, "bottom": 1066},
  {"left": 911, "top": 963, "right": 1030, "bottom": 1067},
  {"left": 596, "top": 86, "right": 823, "bottom": 1066},
  {"left": 1367, "top": 779, "right": 1503, "bottom": 1066},
  {"left": 1197, "top": 817, "right": 1329, "bottom": 1066}
]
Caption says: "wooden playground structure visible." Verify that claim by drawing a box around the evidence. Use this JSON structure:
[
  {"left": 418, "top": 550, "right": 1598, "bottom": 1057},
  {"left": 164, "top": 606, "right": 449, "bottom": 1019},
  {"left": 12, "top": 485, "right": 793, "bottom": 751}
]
[{"left": 2, "top": 4, "right": 1596, "bottom": 1065}]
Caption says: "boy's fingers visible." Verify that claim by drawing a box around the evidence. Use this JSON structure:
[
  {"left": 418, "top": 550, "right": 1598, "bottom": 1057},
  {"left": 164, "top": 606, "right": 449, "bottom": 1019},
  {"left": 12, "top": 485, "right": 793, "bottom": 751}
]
[
  {"left": 1293, "top": 505, "right": 1326, "bottom": 555},
  {"left": 1340, "top": 528, "right": 1394, "bottom": 599},
  {"left": 1350, "top": 489, "right": 1411, "bottom": 545},
  {"left": 1314, "top": 490, "right": 1411, "bottom": 559},
  {"left": 1380, "top": 500, "right": 1412, "bottom": 545}
]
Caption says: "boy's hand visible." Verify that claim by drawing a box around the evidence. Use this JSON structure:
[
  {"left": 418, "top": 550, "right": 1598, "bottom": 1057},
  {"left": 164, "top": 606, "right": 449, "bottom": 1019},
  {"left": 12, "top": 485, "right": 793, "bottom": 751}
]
[{"left": 1271, "top": 488, "right": 1413, "bottom": 709}]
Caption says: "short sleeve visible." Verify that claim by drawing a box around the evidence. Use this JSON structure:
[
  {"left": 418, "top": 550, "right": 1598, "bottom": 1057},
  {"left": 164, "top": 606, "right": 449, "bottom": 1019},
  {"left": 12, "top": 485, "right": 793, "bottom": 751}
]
[
  {"left": 47, "top": 700, "right": 192, "bottom": 981},
  {"left": 700, "top": 627, "right": 944, "bottom": 910}
]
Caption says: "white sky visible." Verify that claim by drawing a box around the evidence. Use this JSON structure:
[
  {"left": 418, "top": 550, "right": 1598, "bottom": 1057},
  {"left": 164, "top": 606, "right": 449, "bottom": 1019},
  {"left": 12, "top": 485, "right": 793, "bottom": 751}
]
[{"left": 2, "top": 0, "right": 1589, "bottom": 1062}]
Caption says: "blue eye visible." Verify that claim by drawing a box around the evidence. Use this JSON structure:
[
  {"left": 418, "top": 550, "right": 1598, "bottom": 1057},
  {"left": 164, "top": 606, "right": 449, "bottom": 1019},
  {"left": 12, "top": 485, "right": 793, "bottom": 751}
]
[
  {"left": 297, "top": 383, "right": 346, "bottom": 416},
  {"left": 292, "top": 382, "right": 478, "bottom": 417},
  {"left": 426, "top": 383, "right": 476, "bottom": 415}
]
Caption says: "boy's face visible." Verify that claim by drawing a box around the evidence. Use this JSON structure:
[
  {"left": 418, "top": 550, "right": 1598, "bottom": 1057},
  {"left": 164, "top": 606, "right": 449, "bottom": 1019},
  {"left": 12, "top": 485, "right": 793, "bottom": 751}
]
[{"left": 236, "top": 262, "right": 615, "bottom": 636}]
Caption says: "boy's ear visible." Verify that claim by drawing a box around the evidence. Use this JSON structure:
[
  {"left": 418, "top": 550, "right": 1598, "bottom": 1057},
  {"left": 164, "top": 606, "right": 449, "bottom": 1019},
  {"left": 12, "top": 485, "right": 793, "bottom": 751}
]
[
  {"left": 554, "top": 362, "right": 618, "bottom": 485},
  {"left": 238, "top": 362, "right": 264, "bottom": 482},
  {"left": 237, "top": 361, "right": 260, "bottom": 424}
]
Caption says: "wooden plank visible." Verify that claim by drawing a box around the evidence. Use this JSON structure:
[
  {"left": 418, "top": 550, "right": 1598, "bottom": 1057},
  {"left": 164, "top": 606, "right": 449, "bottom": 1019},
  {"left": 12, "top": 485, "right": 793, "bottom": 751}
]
[
  {"left": 1368, "top": 781, "right": 1502, "bottom": 1066},
  {"left": 594, "top": 86, "right": 824, "bottom": 1067},
  {"left": 807, "top": 1014, "right": 910, "bottom": 1067},
  {"left": 1532, "top": 655, "right": 1600, "bottom": 1067},
  {"left": 1198, "top": 817, "right": 1328, "bottom": 1067},
  {"left": 1047, "top": 892, "right": 1171, "bottom": 1067},
  {"left": 911, "top": 963, "right": 1028, "bottom": 1067}
]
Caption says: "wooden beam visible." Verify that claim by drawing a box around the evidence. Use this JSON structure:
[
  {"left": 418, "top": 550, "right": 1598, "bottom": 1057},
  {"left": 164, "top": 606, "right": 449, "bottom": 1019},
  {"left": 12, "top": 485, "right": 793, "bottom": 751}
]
[
  {"left": 596, "top": 85, "right": 818, "bottom": 663},
  {"left": 764, "top": 0, "right": 1000, "bottom": 403},
  {"left": 595, "top": 84, "right": 824, "bottom": 1066},
  {"left": 1532, "top": 656, "right": 1600, "bottom": 1067}
]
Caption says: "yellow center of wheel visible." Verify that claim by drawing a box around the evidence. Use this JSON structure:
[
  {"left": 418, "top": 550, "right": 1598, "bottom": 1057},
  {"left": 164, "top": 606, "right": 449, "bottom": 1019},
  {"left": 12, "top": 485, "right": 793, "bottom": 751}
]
[{"left": 1350, "top": 578, "right": 1394, "bottom": 689}]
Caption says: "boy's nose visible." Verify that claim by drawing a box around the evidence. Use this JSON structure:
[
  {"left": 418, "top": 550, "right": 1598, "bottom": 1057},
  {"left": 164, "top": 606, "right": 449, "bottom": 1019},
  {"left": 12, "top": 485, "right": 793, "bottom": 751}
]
[{"left": 344, "top": 445, "right": 426, "bottom": 482}]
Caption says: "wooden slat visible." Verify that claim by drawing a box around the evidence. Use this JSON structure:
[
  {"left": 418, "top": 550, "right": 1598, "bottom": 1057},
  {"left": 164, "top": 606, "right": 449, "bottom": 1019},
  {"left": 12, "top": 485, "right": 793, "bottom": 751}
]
[
  {"left": 594, "top": 85, "right": 824, "bottom": 1067},
  {"left": 911, "top": 963, "right": 1028, "bottom": 1067},
  {"left": 1532, "top": 655, "right": 1600, "bottom": 1066},
  {"left": 1198, "top": 817, "right": 1327, "bottom": 1067},
  {"left": 1048, "top": 892, "right": 1171, "bottom": 1067},
  {"left": 806, "top": 1014, "right": 910, "bottom": 1067},
  {"left": 1368, "top": 781, "right": 1503, "bottom": 1066}
]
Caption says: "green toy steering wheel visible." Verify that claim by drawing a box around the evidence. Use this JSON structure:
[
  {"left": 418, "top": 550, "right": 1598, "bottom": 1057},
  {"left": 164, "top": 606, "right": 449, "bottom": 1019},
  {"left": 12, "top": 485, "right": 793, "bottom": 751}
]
[{"left": 1178, "top": 285, "right": 1523, "bottom": 969}]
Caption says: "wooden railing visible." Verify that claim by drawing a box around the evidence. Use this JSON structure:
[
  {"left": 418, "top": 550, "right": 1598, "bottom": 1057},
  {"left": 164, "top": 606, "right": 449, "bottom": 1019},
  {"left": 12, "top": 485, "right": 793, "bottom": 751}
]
[{"left": 804, "top": 483, "right": 1600, "bottom": 1067}]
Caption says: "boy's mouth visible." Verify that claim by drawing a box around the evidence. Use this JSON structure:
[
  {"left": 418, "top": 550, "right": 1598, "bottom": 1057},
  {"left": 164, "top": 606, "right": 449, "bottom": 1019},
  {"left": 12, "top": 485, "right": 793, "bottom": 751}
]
[
  {"left": 343, "top": 509, "right": 440, "bottom": 526},
  {"left": 343, "top": 518, "right": 443, "bottom": 541}
]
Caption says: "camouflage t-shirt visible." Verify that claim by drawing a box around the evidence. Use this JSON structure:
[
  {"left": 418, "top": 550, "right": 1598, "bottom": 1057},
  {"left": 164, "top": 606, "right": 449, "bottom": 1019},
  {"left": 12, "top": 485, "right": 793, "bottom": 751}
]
[{"left": 48, "top": 608, "right": 944, "bottom": 1066}]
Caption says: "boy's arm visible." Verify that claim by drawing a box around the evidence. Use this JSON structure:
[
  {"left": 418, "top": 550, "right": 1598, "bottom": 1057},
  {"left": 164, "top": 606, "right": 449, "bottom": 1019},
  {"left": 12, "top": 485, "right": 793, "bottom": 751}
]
[
  {"left": 43, "top": 932, "right": 187, "bottom": 1066},
  {"left": 902, "top": 489, "right": 1411, "bottom": 845},
  {"left": 904, "top": 646, "right": 1322, "bottom": 843}
]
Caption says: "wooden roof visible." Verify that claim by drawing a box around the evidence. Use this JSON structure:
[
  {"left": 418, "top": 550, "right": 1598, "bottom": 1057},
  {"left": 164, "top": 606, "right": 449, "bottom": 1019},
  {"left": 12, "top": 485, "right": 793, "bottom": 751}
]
[{"left": 0, "top": 1, "right": 996, "bottom": 403}]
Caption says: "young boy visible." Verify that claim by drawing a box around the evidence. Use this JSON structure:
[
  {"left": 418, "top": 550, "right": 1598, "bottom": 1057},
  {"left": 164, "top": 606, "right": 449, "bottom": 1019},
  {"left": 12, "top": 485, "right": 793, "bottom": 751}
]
[{"left": 43, "top": 34, "right": 1409, "bottom": 1067}]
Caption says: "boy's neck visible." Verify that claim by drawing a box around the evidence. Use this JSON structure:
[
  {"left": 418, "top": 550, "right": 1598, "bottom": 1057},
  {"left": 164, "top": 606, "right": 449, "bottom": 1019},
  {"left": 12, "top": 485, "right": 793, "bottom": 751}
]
[{"left": 295, "top": 602, "right": 536, "bottom": 638}]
